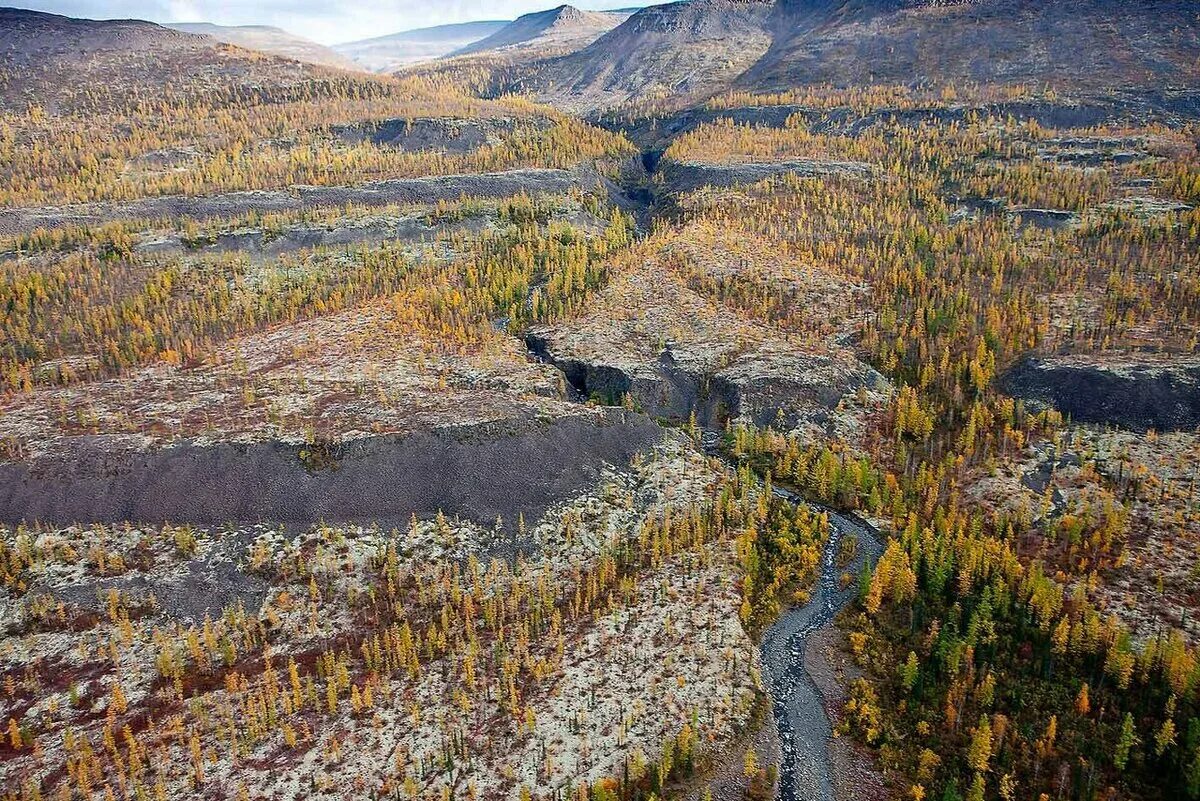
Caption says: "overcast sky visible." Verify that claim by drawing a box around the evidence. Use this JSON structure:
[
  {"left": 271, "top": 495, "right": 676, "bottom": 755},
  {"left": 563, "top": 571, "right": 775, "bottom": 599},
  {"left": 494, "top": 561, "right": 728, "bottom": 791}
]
[{"left": 10, "top": 0, "right": 650, "bottom": 45}]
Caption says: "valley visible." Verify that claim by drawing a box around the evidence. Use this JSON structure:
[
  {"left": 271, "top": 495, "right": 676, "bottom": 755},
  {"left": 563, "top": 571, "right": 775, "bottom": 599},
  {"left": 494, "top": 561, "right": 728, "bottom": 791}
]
[{"left": 1, "top": 2, "right": 1199, "bottom": 801}]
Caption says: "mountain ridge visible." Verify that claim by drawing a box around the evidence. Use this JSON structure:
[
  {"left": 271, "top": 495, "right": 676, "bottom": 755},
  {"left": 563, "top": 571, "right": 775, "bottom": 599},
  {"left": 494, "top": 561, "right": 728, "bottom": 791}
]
[
  {"left": 515, "top": 0, "right": 776, "bottom": 112},
  {"left": 451, "top": 5, "right": 633, "bottom": 57},
  {"left": 741, "top": 0, "right": 1200, "bottom": 94}
]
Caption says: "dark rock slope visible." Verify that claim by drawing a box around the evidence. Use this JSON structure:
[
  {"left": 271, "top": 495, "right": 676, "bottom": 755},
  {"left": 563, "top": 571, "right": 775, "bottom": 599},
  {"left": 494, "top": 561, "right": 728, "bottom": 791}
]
[
  {"left": 0, "top": 168, "right": 585, "bottom": 237},
  {"left": 0, "top": 411, "right": 663, "bottom": 529},
  {"left": 528, "top": 333, "right": 885, "bottom": 431},
  {"left": 999, "top": 355, "right": 1200, "bottom": 431},
  {"left": 522, "top": 0, "right": 776, "bottom": 112}
]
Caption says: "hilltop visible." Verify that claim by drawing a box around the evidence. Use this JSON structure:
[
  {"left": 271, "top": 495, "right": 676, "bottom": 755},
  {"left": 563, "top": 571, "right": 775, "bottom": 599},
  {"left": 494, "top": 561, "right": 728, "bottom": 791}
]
[{"left": 0, "top": 7, "right": 332, "bottom": 111}]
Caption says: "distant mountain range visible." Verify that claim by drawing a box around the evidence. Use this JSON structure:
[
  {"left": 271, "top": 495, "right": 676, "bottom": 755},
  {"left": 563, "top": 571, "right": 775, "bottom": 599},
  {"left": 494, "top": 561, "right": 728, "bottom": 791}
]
[
  {"left": 165, "top": 22, "right": 361, "bottom": 71},
  {"left": 4, "top": 0, "right": 1197, "bottom": 114},
  {"left": 332, "top": 20, "right": 510, "bottom": 72}
]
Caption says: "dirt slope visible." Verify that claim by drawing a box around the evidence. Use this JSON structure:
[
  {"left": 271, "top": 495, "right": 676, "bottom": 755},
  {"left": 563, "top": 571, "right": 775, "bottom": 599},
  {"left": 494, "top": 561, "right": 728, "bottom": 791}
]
[{"left": 0, "top": 411, "right": 663, "bottom": 529}]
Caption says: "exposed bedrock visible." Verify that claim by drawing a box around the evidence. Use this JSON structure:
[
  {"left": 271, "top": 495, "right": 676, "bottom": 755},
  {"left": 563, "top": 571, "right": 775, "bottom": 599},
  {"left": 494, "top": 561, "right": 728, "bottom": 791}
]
[
  {"left": 999, "top": 355, "right": 1200, "bottom": 431},
  {"left": 0, "top": 410, "right": 662, "bottom": 528},
  {"left": 133, "top": 213, "right": 495, "bottom": 258},
  {"left": 527, "top": 333, "right": 885, "bottom": 430}
]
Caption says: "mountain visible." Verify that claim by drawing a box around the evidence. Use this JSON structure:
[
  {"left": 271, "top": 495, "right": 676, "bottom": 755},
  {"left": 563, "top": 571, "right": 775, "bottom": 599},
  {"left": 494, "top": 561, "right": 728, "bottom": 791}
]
[
  {"left": 333, "top": 20, "right": 509, "bottom": 71},
  {"left": 739, "top": 0, "right": 1200, "bottom": 95},
  {"left": 522, "top": 0, "right": 1200, "bottom": 113},
  {"left": 520, "top": 0, "right": 776, "bottom": 112},
  {"left": 451, "top": 5, "right": 633, "bottom": 57},
  {"left": 165, "top": 22, "right": 362, "bottom": 71},
  {"left": 0, "top": 7, "right": 327, "bottom": 111}
]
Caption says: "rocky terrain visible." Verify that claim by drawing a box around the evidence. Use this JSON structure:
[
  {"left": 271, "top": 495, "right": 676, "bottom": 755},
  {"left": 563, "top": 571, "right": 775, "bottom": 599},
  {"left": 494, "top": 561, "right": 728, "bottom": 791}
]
[
  {"left": 741, "top": 0, "right": 1200, "bottom": 99},
  {"left": 526, "top": 222, "right": 889, "bottom": 439},
  {"left": 517, "top": 0, "right": 776, "bottom": 113},
  {"left": 503, "top": 0, "right": 1200, "bottom": 114},
  {"left": 759, "top": 501, "right": 883, "bottom": 801},
  {"left": 0, "top": 167, "right": 589, "bottom": 237},
  {"left": 0, "top": 411, "right": 662, "bottom": 530},
  {"left": 1, "top": 433, "right": 765, "bottom": 801}
]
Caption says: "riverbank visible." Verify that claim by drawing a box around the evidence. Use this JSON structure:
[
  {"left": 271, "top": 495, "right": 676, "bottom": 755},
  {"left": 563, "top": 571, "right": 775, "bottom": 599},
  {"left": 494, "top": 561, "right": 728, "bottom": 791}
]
[{"left": 804, "top": 625, "right": 892, "bottom": 801}]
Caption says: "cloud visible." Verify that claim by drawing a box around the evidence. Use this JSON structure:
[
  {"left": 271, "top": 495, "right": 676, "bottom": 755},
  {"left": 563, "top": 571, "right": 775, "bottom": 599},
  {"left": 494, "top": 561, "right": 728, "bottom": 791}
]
[{"left": 8, "top": 0, "right": 653, "bottom": 44}]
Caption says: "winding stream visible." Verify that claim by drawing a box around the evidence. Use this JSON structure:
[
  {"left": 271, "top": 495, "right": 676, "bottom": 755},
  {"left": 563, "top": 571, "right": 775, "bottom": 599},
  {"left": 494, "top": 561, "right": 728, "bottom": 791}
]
[{"left": 759, "top": 488, "right": 883, "bottom": 801}]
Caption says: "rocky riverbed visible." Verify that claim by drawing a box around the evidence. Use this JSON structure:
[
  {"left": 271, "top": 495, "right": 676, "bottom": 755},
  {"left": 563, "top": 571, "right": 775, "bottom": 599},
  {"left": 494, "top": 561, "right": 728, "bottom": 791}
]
[{"left": 759, "top": 493, "right": 883, "bottom": 801}]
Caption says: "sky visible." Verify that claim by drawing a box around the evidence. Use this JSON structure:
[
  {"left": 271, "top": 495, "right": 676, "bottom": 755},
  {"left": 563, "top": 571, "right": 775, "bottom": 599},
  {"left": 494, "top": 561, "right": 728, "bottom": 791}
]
[{"left": 9, "top": 0, "right": 651, "bottom": 45}]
